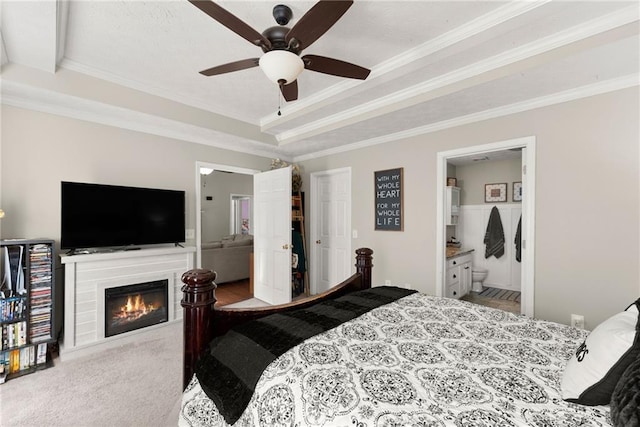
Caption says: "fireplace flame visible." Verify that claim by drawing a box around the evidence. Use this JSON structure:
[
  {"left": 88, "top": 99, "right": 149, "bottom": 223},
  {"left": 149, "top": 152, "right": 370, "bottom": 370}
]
[{"left": 115, "top": 294, "right": 158, "bottom": 323}]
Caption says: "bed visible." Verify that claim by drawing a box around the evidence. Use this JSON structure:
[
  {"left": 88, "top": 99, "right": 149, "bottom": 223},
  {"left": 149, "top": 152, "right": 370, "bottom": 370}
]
[{"left": 178, "top": 248, "right": 638, "bottom": 426}]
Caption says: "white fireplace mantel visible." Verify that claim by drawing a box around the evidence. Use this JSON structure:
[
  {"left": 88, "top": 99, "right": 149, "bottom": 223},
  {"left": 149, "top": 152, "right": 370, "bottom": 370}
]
[{"left": 60, "top": 246, "right": 195, "bottom": 360}]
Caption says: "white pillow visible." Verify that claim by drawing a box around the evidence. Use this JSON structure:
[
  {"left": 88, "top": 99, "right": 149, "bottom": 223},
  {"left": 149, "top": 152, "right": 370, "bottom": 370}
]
[{"left": 561, "top": 299, "right": 640, "bottom": 405}]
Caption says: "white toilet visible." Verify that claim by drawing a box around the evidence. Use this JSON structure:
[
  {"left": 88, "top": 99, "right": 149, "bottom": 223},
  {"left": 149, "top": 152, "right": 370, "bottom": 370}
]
[{"left": 472, "top": 268, "right": 488, "bottom": 292}]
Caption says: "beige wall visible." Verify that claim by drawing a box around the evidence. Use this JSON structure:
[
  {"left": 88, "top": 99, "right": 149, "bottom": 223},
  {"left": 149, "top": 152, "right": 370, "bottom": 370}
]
[
  {"left": 300, "top": 88, "right": 639, "bottom": 328},
  {"left": 0, "top": 106, "right": 271, "bottom": 248},
  {"left": 201, "top": 170, "right": 253, "bottom": 242},
  {"left": 455, "top": 157, "right": 522, "bottom": 205},
  {"left": 1, "top": 88, "right": 638, "bottom": 328}
]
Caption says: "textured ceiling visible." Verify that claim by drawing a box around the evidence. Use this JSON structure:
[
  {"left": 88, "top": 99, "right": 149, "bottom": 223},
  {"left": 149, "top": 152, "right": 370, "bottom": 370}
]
[{"left": 1, "top": 1, "right": 638, "bottom": 161}]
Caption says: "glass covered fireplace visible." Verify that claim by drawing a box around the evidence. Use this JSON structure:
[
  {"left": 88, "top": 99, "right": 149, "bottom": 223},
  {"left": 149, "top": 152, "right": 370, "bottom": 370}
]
[{"left": 105, "top": 279, "right": 168, "bottom": 338}]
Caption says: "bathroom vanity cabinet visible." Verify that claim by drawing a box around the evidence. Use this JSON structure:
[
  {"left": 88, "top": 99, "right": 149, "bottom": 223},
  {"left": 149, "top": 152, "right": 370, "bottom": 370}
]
[{"left": 445, "top": 252, "right": 472, "bottom": 299}]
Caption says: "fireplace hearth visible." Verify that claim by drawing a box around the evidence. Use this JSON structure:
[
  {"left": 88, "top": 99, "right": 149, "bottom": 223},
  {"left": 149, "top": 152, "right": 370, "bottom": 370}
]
[
  {"left": 60, "top": 246, "right": 194, "bottom": 360},
  {"left": 105, "top": 280, "right": 168, "bottom": 338}
]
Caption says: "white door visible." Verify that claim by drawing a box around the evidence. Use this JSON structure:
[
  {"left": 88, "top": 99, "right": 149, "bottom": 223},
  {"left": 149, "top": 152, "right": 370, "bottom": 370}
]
[
  {"left": 519, "top": 147, "right": 535, "bottom": 316},
  {"left": 310, "top": 168, "right": 352, "bottom": 294},
  {"left": 254, "top": 167, "right": 292, "bottom": 305}
]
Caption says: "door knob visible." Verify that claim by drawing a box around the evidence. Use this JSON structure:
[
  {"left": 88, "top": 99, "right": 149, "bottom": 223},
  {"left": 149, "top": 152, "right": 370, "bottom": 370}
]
[
  {"left": 316, "top": 240, "right": 321, "bottom": 244},
  {"left": 282, "top": 244, "right": 289, "bottom": 249}
]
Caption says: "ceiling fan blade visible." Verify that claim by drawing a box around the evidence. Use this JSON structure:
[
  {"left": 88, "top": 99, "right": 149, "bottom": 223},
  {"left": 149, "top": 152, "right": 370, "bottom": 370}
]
[
  {"left": 199, "top": 58, "right": 259, "bottom": 76},
  {"left": 280, "top": 80, "right": 298, "bottom": 102},
  {"left": 302, "top": 55, "right": 370, "bottom": 80},
  {"left": 286, "top": 0, "right": 353, "bottom": 52},
  {"left": 188, "top": 0, "right": 271, "bottom": 50}
]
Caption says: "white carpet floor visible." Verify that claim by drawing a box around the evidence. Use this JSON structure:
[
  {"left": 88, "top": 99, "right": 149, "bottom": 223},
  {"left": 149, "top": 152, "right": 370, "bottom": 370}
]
[{"left": 0, "top": 321, "right": 183, "bottom": 427}]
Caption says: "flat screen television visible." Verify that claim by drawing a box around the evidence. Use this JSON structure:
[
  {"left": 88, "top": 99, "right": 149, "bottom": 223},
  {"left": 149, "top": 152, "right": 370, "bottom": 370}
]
[{"left": 61, "top": 181, "right": 185, "bottom": 250}]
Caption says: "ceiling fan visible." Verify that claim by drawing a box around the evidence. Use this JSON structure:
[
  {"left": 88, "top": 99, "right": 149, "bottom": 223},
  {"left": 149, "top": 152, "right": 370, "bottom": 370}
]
[{"left": 188, "top": 0, "right": 371, "bottom": 102}]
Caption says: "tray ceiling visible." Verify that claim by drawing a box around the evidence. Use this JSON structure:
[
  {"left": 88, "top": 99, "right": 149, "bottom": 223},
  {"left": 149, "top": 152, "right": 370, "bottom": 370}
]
[{"left": 1, "top": 1, "right": 638, "bottom": 161}]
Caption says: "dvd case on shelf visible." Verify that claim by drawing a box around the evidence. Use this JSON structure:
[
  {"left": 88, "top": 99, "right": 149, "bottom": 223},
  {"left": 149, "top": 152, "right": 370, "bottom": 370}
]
[{"left": 0, "top": 239, "right": 56, "bottom": 381}]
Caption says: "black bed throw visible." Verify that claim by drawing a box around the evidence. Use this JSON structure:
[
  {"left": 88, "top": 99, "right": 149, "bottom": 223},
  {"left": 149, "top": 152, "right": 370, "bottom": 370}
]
[{"left": 195, "top": 286, "right": 416, "bottom": 424}]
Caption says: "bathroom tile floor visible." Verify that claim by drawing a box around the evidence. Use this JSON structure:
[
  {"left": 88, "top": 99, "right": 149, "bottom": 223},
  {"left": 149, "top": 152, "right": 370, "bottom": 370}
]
[{"left": 461, "top": 291, "right": 521, "bottom": 315}]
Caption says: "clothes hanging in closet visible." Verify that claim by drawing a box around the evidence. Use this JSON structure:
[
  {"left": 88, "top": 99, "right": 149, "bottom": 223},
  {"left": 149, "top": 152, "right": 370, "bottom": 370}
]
[
  {"left": 514, "top": 215, "right": 522, "bottom": 262},
  {"left": 292, "top": 230, "right": 306, "bottom": 295},
  {"left": 292, "top": 230, "right": 306, "bottom": 275},
  {"left": 484, "top": 206, "right": 505, "bottom": 259}
]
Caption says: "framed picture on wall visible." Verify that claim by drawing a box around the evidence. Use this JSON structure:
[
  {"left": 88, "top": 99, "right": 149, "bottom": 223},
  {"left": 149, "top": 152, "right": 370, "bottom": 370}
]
[
  {"left": 374, "top": 168, "right": 403, "bottom": 231},
  {"left": 513, "top": 182, "right": 523, "bottom": 202},
  {"left": 485, "top": 183, "right": 507, "bottom": 202}
]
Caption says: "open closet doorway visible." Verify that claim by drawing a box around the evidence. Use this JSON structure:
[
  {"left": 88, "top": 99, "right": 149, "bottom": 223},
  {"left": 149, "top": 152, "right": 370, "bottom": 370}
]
[{"left": 436, "top": 136, "right": 536, "bottom": 317}]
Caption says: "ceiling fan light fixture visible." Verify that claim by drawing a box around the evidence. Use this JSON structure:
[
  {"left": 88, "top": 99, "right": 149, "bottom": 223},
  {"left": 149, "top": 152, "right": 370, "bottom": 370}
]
[{"left": 259, "top": 50, "right": 304, "bottom": 85}]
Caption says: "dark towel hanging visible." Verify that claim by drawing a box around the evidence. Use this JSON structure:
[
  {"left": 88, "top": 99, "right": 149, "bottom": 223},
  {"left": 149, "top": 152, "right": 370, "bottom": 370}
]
[
  {"left": 515, "top": 215, "right": 522, "bottom": 262},
  {"left": 484, "top": 206, "right": 505, "bottom": 259}
]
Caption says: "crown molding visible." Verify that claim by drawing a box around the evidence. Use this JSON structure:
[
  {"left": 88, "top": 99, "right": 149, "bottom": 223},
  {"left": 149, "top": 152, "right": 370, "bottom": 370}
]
[
  {"left": 58, "top": 58, "right": 275, "bottom": 145},
  {"left": 58, "top": 58, "right": 253, "bottom": 125},
  {"left": 55, "top": 0, "right": 70, "bottom": 66},
  {"left": 1, "top": 80, "right": 287, "bottom": 161},
  {"left": 2, "top": 74, "right": 636, "bottom": 165},
  {"left": 0, "top": 32, "right": 8, "bottom": 68},
  {"left": 291, "top": 75, "right": 639, "bottom": 163},
  {"left": 276, "top": 4, "right": 639, "bottom": 146}
]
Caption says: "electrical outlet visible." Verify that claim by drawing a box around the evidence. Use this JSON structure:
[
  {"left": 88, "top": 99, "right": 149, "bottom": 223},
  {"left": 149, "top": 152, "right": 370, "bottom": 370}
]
[
  {"left": 185, "top": 229, "right": 195, "bottom": 239},
  {"left": 571, "top": 314, "right": 585, "bottom": 329},
  {"left": 385, "top": 279, "right": 391, "bottom": 285}
]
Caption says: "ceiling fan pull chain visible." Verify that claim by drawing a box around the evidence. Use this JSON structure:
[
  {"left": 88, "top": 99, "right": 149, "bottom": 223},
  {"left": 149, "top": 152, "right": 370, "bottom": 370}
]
[{"left": 277, "top": 86, "right": 282, "bottom": 116}]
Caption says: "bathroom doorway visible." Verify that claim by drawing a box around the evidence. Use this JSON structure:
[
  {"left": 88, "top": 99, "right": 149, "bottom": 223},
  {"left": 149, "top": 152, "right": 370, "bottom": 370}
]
[{"left": 436, "top": 136, "right": 536, "bottom": 317}]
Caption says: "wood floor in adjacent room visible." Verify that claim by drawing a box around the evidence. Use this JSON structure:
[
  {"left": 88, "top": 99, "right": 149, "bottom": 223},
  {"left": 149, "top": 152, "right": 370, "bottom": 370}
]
[
  {"left": 215, "top": 279, "right": 308, "bottom": 306},
  {"left": 215, "top": 279, "right": 252, "bottom": 306}
]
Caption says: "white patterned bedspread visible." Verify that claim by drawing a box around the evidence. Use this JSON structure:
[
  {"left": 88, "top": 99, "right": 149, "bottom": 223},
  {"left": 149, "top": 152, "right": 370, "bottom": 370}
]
[{"left": 179, "top": 292, "right": 611, "bottom": 426}]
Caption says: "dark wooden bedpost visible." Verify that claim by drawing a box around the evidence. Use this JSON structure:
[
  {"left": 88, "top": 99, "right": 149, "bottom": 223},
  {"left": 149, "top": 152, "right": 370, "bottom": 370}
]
[
  {"left": 181, "top": 268, "right": 217, "bottom": 390},
  {"left": 355, "top": 248, "right": 373, "bottom": 290}
]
